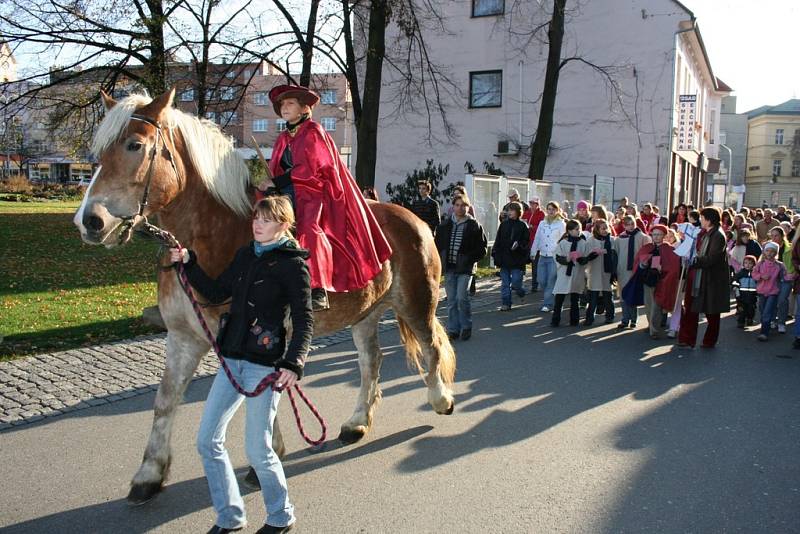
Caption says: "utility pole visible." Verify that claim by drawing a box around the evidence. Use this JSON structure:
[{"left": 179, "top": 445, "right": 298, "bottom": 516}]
[{"left": 720, "top": 143, "right": 733, "bottom": 207}]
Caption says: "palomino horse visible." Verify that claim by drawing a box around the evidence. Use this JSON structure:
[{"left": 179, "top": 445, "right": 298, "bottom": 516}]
[{"left": 73, "top": 89, "right": 456, "bottom": 505}]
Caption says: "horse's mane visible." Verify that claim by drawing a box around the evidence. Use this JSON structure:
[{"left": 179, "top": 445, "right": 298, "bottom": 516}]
[{"left": 90, "top": 93, "right": 252, "bottom": 217}]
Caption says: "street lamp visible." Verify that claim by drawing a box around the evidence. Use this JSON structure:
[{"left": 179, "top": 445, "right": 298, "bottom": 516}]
[{"left": 719, "top": 143, "right": 733, "bottom": 207}]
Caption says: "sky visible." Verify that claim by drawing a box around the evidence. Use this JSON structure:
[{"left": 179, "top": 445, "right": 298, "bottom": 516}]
[
  {"left": 682, "top": 0, "right": 799, "bottom": 113},
  {"left": 5, "top": 0, "right": 798, "bottom": 114}
]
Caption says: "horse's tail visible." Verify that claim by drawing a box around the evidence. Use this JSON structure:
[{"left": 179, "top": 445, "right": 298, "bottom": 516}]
[{"left": 397, "top": 316, "right": 456, "bottom": 386}]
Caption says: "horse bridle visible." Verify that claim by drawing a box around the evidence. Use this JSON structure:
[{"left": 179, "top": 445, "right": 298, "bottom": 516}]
[{"left": 116, "top": 113, "right": 181, "bottom": 244}]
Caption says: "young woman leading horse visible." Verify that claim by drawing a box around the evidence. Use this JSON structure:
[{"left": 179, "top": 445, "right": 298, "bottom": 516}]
[{"left": 73, "top": 88, "right": 456, "bottom": 505}]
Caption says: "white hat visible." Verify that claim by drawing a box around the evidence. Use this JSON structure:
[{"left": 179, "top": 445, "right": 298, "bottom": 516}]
[
  {"left": 763, "top": 241, "right": 779, "bottom": 253},
  {"left": 530, "top": 196, "right": 541, "bottom": 204},
  {"left": 508, "top": 188, "right": 520, "bottom": 198}
]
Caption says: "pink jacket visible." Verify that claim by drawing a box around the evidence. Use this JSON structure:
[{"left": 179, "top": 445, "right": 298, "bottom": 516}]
[{"left": 752, "top": 259, "right": 785, "bottom": 296}]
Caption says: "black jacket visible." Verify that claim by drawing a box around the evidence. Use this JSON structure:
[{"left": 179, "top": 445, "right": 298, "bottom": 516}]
[
  {"left": 410, "top": 196, "right": 441, "bottom": 234},
  {"left": 492, "top": 218, "right": 530, "bottom": 269},
  {"left": 435, "top": 216, "right": 488, "bottom": 274},
  {"left": 183, "top": 241, "right": 314, "bottom": 379}
]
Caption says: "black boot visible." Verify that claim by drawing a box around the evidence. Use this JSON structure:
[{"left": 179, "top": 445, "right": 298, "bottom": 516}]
[{"left": 311, "top": 287, "right": 329, "bottom": 311}]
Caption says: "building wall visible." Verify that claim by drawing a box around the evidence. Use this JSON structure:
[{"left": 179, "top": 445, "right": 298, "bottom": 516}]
[
  {"left": 367, "top": 0, "right": 720, "bottom": 211},
  {"left": 744, "top": 114, "right": 800, "bottom": 207},
  {"left": 718, "top": 95, "right": 748, "bottom": 187}
]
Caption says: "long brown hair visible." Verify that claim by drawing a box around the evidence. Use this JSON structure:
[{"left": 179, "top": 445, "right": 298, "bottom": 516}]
[
  {"left": 592, "top": 218, "right": 609, "bottom": 239},
  {"left": 559, "top": 219, "right": 581, "bottom": 242},
  {"left": 252, "top": 195, "right": 297, "bottom": 241}
]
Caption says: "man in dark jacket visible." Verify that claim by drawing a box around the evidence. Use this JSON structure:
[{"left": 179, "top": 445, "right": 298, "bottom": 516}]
[
  {"left": 492, "top": 202, "right": 530, "bottom": 310},
  {"left": 435, "top": 194, "right": 488, "bottom": 341},
  {"left": 410, "top": 180, "right": 441, "bottom": 235}
]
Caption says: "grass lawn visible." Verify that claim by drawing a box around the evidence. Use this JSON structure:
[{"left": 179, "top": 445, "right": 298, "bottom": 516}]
[{"left": 0, "top": 200, "right": 163, "bottom": 359}]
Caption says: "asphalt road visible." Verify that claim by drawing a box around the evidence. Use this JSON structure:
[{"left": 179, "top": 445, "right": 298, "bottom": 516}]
[{"left": 1, "top": 296, "right": 799, "bottom": 533}]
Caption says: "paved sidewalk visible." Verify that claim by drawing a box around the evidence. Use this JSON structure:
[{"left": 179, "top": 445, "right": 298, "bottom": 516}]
[{"left": 0, "top": 278, "right": 504, "bottom": 430}]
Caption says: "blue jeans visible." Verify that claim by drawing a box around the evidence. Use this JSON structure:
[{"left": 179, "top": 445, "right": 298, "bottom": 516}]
[
  {"left": 197, "top": 361, "right": 294, "bottom": 530},
  {"left": 500, "top": 267, "right": 525, "bottom": 306},
  {"left": 446, "top": 271, "right": 473, "bottom": 333},
  {"left": 759, "top": 294, "right": 778, "bottom": 335},
  {"left": 537, "top": 256, "right": 557, "bottom": 308},
  {"left": 621, "top": 301, "right": 639, "bottom": 325},
  {"left": 776, "top": 280, "right": 793, "bottom": 325}
]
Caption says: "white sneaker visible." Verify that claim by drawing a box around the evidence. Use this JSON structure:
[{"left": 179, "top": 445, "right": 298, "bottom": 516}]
[
  {"left": 778, "top": 324, "right": 786, "bottom": 334},
  {"left": 541, "top": 306, "right": 551, "bottom": 313},
  {"left": 667, "top": 329, "right": 677, "bottom": 339}
]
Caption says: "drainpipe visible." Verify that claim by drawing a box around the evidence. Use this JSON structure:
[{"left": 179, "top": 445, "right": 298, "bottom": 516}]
[
  {"left": 518, "top": 60, "right": 524, "bottom": 148},
  {"left": 662, "top": 19, "right": 697, "bottom": 210}
]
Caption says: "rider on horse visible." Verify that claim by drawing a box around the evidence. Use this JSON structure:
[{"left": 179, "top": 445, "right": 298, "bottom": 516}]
[{"left": 257, "top": 84, "right": 392, "bottom": 311}]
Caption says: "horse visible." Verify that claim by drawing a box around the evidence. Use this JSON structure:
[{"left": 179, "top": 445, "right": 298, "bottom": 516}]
[{"left": 73, "top": 88, "right": 457, "bottom": 505}]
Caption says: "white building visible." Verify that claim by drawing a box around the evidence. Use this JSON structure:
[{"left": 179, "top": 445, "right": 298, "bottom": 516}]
[{"left": 368, "top": 0, "right": 729, "bottom": 214}]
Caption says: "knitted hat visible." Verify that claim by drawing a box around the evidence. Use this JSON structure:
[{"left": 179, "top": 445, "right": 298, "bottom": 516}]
[
  {"left": 650, "top": 224, "right": 669, "bottom": 235},
  {"left": 529, "top": 196, "right": 541, "bottom": 205},
  {"left": 763, "top": 241, "right": 779, "bottom": 253},
  {"left": 508, "top": 188, "right": 520, "bottom": 198},
  {"left": 576, "top": 200, "right": 590, "bottom": 211}
]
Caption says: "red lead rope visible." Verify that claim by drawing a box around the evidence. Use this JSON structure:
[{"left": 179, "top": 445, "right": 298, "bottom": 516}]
[{"left": 174, "top": 262, "right": 327, "bottom": 447}]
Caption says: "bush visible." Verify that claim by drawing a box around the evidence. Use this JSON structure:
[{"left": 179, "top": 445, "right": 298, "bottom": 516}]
[
  {"left": 385, "top": 159, "right": 460, "bottom": 208},
  {"left": 0, "top": 179, "right": 84, "bottom": 202}
]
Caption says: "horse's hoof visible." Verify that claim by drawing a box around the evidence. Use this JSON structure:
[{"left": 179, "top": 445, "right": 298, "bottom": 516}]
[
  {"left": 442, "top": 400, "right": 455, "bottom": 415},
  {"left": 241, "top": 467, "right": 261, "bottom": 491},
  {"left": 338, "top": 425, "right": 367, "bottom": 444},
  {"left": 127, "top": 482, "right": 162, "bottom": 506}
]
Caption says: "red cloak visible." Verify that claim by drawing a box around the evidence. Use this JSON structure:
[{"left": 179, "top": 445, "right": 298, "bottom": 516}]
[
  {"left": 633, "top": 242, "right": 681, "bottom": 311},
  {"left": 268, "top": 120, "right": 392, "bottom": 292}
]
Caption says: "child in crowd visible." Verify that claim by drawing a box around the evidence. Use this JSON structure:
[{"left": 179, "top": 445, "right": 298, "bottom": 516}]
[
  {"left": 551, "top": 220, "right": 588, "bottom": 327},
  {"left": 613, "top": 215, "right": 651, "bottom": 329},
  {"left": 492, "top": 202, "right": 530, "bottom": 311},
  {"left": 752, "top": 242, "right": 786, "bottom": 341},
  {"left": 733, "top": 255, "right": 758, "bottom": 328},
  {"left": 688, "top": 210, "right": 701, "bottom": 227},
  {"left": 584, "top": 219, "right": 616, "bottom": 325}
]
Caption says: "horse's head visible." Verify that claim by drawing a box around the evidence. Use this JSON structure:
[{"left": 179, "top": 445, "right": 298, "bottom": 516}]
[{"left": 74, "top": 89, "right": 184, "bottom": 246}]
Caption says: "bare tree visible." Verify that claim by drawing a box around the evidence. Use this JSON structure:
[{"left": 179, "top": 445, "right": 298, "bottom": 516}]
[{"left": 526, "top": 0, "right": 635, "bottom": 180}]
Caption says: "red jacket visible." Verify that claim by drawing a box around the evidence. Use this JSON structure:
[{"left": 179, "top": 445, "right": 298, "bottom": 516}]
[
  {"left": 633, "top": 242, "right": 681, "bottom": 311},
  {"left": 522, "top": 208, "right": 545, "bottom": 247},
  {"left": 268, "top": 120, "right": 392, "bottom": 291}
]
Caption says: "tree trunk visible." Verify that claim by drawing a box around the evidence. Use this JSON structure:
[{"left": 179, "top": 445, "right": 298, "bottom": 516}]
[
  {"left": 143, "top": 0, "right": 169, "bottom": 96},
  {"left": 341, "top": 0, "right": 362, "bottom": 125},
  {"left": 355, "top": 0, "right": 387, "bottom": 189},
  {"left": 527, "top": 0, "right": 566, "bottom": 180},
  {"left": 299, "top": 0, "right": 320, "bottom": 87}
]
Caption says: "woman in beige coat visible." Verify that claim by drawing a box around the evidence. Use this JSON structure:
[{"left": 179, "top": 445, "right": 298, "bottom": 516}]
[{"left": 584, "top": 219, "right": 616, "bottom": 325}]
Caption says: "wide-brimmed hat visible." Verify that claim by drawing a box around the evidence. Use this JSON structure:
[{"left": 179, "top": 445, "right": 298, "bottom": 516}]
[{"left": 268, "top": 84, "right": 320, "bottom": 116}]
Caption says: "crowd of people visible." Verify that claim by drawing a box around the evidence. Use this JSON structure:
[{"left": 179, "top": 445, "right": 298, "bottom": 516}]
[{"left": 420, "top": 182, "right": 800, "bottom": 352}]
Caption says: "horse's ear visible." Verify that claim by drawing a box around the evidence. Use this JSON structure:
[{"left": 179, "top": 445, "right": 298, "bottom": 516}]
[
  {"left": 143, "top": 87, "right": 176, "bottom": 118},
  {"left": 100, "top": 90, "right": 116, "bottom": 111}
]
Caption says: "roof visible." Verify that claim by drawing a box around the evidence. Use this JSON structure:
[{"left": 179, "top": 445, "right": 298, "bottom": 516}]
[
  {"left": 746, "top": 99, "right": 800, "bottom": 119},
  {"left": 715, "top": 77, "right": 733, "bottom": 92}
]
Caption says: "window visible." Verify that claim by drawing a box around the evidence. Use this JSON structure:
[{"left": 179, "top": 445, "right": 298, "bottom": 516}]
[
  {"left": 276, "top": 119, "right": 287, "bottom": 132},
  {"left": 320, "top": 117, "right": 336, "bottom": 131},
  {"left": 180, "top": 89, "right": 194, "bottom": 102},
  {"left": 226, "top": 70, "right": 236, "bottom": 79},
  {"left": 205, "top": 111, "right": 216, "bottom": 123},
  {"left": 773, "top": 159, "right": 782, "bottom": 177},
  {"left": 469, "top": 70, "right": 502, "bottom": 108},
  {"left": 320, "top": 90, "right": 337, "bottom": 105},
  {"left": 243, "top": 69, "right": 252, "bottom": 79},
  {"left": 205, "top": 89, "right": 214, "bottom": 101},
  {"left": 472, "top": 0, "right": 504, "bottom": 17},
  {"left": 795, "top": 129, "right": 800, "bottom": 146},
  {"left": 792, "top": 160, "right": 800, "bottom": 177},
  {"left": 254, "top": 92, "right": 268, "bottom": 106},
  {"left": 252, "top": 119, "right": 268, "bottom": 132},
  {"left": 220, "top": 87, "right": 234, "bottom": 101},
  {"left": 220, "top": 111, "right": 237, "bottom": 124},
  {"left": 775, "top": 128, "right": 784, "bottom": 144}
]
